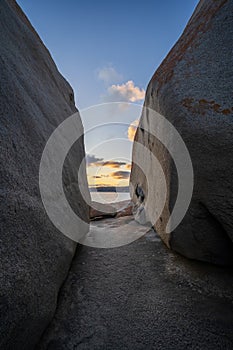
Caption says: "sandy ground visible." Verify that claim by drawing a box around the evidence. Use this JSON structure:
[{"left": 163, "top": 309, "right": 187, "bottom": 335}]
[{"left": 38, "top": 217, "right": 233, "bottom": 349}]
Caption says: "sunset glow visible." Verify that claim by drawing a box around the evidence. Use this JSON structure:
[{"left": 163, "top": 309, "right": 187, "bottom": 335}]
[
  {"left": 87, "top": 157, "right": 131, "bottom": 188},
  {"left": 127, "top": 119, "right": 139, "bottom": 142}
]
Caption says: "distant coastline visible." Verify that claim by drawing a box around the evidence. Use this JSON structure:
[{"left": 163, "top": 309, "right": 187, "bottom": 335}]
[{"left": 89, "top": 186, "right": 129, "bottom": 193}]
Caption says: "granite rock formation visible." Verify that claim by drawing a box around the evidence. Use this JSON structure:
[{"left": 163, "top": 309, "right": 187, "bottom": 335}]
[
  {"left": 0, "top": 1, "right": 89, "bottom": 348},
  {"left": 130, "top": 0, "right": 233, "bottom": 265}
]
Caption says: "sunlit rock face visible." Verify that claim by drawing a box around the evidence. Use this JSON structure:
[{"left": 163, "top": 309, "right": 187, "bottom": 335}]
[
  {"left": 0, "top": 0, "right": 89, "bottom": 348},
  {"left": 131, "top": 0, "right": 233, "bottom": 265}
]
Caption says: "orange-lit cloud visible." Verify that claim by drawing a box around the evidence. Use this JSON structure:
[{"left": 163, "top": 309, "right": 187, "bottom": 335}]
[
  {"left": 128, "top": 119, "right": 139, "bottom": 141},
  {"left": 99, "top": 161, "right": 126, "bottom": 168},
  {"left": 125, "top": 163, "right": 132, "bottom": 170},
  {"left": 92, "top": 174, "right": 109, "bottom": 179},
  {"left": 87, "top": 156, "right": 127, "bottom": 169},
  {"left": 87, "top": 155, "right": 132, "bottom": 188},
  {"left": 106, "top": 81, "right": 145, "bottom": 102},
  {"left": 110, "top": 171, "right": 130, "bottom": 180}
]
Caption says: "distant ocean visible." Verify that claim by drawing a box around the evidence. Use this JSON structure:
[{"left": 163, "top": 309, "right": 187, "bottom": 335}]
[{"left": 91, "top": 192, "right": 131, "bottom": 204}]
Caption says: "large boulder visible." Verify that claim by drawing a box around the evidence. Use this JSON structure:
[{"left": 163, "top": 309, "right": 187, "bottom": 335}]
[
  {"left": 0, "top": 0, "right": 89, "bottom": 349},
  {"left": 130, "top": 0, "right": 233, "bottom": 265}
]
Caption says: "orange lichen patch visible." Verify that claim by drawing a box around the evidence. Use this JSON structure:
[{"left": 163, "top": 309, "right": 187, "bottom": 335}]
[
  {"left": 182, "top": 98, "right": 232, "bottom": 116},
  {"left": 222, "top": 109, "right": 231, "bottom": 115},
  {"left": 199, "top": 99, "right": 208, "bottom": 104},
  {"left": 151, "top": 0, "right": 228, "bottom": 91},
  {"left": 213, "top": 104, "right": 221, "bottom": 112},
  {"left": 182, "top": 98, "right": 194, "bottom": 108}
]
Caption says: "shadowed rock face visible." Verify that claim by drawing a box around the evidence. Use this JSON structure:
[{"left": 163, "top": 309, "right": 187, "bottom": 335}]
[
  {"left": 130, "top": 0, "right": 233, "bottom": 265},
  {"left": 0, "top": 0, "right": 89, "bottom": 348}
]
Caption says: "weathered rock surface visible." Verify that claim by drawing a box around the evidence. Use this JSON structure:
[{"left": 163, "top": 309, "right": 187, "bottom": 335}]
[
  {"left": 0, "top": 1, "right": 89, "bottom": 349},
  {"left": 90, "top": 201, "right": 117, "bottom": 220},
  {"left": 38, "top": 218, "right": 233, "bottom": 349},
  {"left": 90, "top": 200, "right": 133, "bottom": 220},
  {"left": 130, "top": 0, "right": 233, "bottom": 265}
]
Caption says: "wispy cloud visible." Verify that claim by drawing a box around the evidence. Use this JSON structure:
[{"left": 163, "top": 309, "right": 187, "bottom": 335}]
[
  {"left": 97, "top": 66, "right": 123, "bottom": 84},
  {"left": 105, "top": 81, "right": 145, "bottom": 103},
  {"left": 110, "top": 171, "right": 131, "bottom": 179},
  {"left": 92, "top": 174, "right": 109, "bottom": 178},
  {"left": 128, "top": 119, "right": 139, "bottom": 141},
  {"left": 87, "top": 156, "right": 127, "bottom": 169},
  {"left": 100, "top": 161, "right": 126, "bottom": 168},
  {"left": 125, "top": 163, "right": 132, "bottom": 170},
  {"left": 86, "top": 154, "right": 104, "bottom": 166}
]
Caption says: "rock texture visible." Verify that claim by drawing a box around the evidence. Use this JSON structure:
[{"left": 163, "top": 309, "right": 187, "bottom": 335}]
[
  {"left": 0, "top": 1, "right": 89, "bottom": 349},
  {"left": 90, "top": 200, "right": 133, "bottom": 221},
  {"left": 130, "top": 0, "right": 233, "bottom": 265},
  {"left": 38, "top": 218, "right": 233, "bottom": 349}
]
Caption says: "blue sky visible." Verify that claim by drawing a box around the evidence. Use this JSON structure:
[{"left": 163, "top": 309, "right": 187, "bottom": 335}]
[
  {"left": 17, "top": 0, "right": 198, "bottom": 108},
  {"left": 17, "top": 0, "right": 199, "bottom": 188}
]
